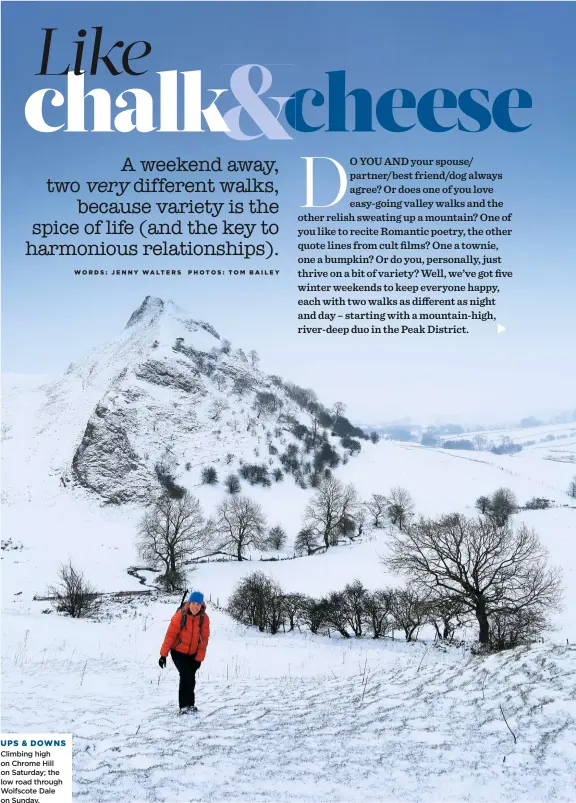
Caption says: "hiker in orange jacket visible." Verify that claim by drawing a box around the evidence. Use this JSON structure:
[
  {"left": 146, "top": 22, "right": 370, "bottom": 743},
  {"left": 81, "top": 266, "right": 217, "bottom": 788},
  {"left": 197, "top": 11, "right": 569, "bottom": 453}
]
[{"left": 159, "top": 591, "right": 210, "bottom": 713}]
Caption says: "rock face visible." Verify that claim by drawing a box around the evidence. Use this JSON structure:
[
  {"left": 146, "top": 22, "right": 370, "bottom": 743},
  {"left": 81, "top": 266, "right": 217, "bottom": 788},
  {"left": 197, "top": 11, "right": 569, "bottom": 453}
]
[
  {"left": 72, "top": 408, "right": 146, "bottom": 504},
  {"left": 45, "top": 296, "right": 362, "bottom": 504}
]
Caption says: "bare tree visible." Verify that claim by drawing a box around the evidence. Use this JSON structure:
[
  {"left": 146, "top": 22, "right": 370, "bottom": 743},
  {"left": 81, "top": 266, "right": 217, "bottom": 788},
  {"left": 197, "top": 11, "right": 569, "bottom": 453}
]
[
  {"left": 303, "top": 476, "right": 359, "bottom": 549},
  {"left": 49, "top": 560, "right": 98, "bottom": 618},
  {"left": 303, "top": 476, "right": 344, "bottom": 549},
  {"left": 489, "top": 606, "right": 551, "bottom": 651},
  {"left": 386, "top": 487, "right": 415, "bottom": 531},
  {"left": 282, "top": 592, "right": 308, "bottom": 631},
  {"left": 427, "top": 593, "right": 468, "bottom": 642},
  {"left": 342, "top": 580, "right": 368, "bottom": 637},
  {"left": 228, "top": 571, "right": 284, "bottom": 633},
  {"left": 338, "top": 483, "right": 361, "bottom": 543},
  {"left": 364, "top": 493, "right": 388, "bottom": 528},
  {"left": 294, "top": 527, "right": 320, "bottom": 555},
  {"left": 363, "top": 588, "right": 395, "bottom": 639},
  {"left": 320, "top": 591, "right": 352, "bottom": 638},
  {"left": 568, "top": 476, "right": 576, "bottom": 500},
  {"left": 216, "top": 495, "right": 267, "bottom": 561},
  {"left": 308, "top": 404, "right": 324, "bottom": 447},
  {"left": 389, "top": 587, "right": 430, "bottom": 641},
  {"left": 473, "top": 434, "right": 490, "bottom": 451},
  {"left": 487, "top": 487, "right": 518, "bottom": 527},
  {"left": 224, "top": 473, "right": 241, "bottom": 494},
  {"left": 265, "top": 525, "right": 287, "bottom": 550},
  {"left": 249, "top": 349, "right": 260, "bottom": 368},
  {"left": 355, "top": 507, "right": 367, "bottom": 540},
  {"left": 297, "top": 595, "right": 330, "bottom": 634},
  {"left": 384, "top": 514, "right": 563, "bottom": 645},
  {"left": 475, "top": 495, "right": 491, "bottom": 515},
  {"left": 332, "top": 401, "right": 347, "bottom": 426},
  {"left": 137, "top": 492, "right": 211, "bottom": 589}
]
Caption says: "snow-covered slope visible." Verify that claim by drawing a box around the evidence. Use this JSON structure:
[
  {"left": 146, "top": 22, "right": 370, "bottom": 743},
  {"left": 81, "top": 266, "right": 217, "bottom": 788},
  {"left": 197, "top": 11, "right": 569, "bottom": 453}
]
[
  {"left": 2, "top": 296, "right": 355, "bottom": 504},
  {"left": 2, "top": 604, "right": 575, "bottom": 802},
  {"left": 3, "top": 298, "right": 576, "bottom": 802}
]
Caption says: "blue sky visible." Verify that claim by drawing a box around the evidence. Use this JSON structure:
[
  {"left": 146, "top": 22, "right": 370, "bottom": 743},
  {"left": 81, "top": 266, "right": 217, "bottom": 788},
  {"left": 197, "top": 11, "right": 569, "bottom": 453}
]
[{"left": 1, "top": 2, "right": 575, "bottom": 423}]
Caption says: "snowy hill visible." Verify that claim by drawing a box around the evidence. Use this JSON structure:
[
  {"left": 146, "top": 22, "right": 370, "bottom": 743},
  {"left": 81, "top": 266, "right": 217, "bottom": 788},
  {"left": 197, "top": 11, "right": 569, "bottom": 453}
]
[{"left": 2, "top": 296, "right": 362, "bottom": 504}]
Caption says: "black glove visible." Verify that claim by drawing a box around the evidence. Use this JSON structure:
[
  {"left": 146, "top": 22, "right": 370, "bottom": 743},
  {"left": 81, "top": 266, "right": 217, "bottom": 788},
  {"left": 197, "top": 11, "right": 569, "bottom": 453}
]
[{"left": 158, "top": 656, "right": 166, "bottom": 669}]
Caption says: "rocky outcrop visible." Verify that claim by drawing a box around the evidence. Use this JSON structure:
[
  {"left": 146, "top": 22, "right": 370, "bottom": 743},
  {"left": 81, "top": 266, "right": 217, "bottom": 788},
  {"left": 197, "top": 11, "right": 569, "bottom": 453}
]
[{"left": 72, "top": 406, "right": 151, "bottom": 503}]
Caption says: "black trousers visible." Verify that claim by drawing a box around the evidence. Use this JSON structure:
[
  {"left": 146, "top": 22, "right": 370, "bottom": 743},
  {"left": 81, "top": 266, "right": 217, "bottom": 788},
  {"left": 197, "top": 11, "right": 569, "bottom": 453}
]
[{"left": 170, "top": 650, "right": 201, "bottom": 709}]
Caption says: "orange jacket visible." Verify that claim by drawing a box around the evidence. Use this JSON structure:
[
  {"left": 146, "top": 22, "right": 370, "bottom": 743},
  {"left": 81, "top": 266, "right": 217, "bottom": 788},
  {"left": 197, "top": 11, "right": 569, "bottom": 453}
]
[{"left": 160, "top": 602, "right": 210, "bottom": 660}]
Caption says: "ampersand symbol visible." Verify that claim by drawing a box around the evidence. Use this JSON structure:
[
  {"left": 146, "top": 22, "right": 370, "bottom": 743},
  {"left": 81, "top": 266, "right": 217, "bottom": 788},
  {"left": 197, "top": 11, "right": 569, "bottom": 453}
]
[{"left": 225, "top": 64, "right": 292, "bottom": 141}]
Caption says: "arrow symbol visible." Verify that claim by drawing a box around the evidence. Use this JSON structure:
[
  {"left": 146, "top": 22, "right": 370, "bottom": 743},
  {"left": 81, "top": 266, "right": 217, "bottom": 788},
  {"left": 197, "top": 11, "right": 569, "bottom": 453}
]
[{"left": 497, "top": 324, "right": 506, "bottom": 335}]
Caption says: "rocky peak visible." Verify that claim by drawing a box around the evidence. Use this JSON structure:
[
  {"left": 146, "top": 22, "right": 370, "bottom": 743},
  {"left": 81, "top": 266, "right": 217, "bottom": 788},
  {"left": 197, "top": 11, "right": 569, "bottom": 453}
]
[{"left": 125, "top": 296, "right": 165, "bottom": 329}]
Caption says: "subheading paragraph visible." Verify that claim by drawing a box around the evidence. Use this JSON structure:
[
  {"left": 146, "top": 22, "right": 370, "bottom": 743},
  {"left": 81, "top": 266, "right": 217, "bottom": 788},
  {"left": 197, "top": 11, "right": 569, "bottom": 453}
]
[
  {"left": 297, "top": 156, "right": 513, "bottom": 336},
  {"left": 26, "top": 156, "right": 281, "bottom": 277}
]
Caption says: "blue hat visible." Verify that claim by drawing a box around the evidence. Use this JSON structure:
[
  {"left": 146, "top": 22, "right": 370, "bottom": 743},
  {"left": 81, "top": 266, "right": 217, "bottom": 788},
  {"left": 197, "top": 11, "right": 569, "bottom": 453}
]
[{"left": 189, "top": 591, "right": 204, "bottom": 604}]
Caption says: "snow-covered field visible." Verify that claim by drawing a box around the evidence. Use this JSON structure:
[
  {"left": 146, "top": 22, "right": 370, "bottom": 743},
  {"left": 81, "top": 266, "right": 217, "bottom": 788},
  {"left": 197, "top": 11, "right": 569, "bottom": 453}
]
[
  {"left": 2, "top": 312, "right": 576, "bottom": 801},
  {"left": 443, "top": 421, "right": 576, "bottom": 465},
  {"left": 3, "top": 606, "right": 576, "bottom": 803}
]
